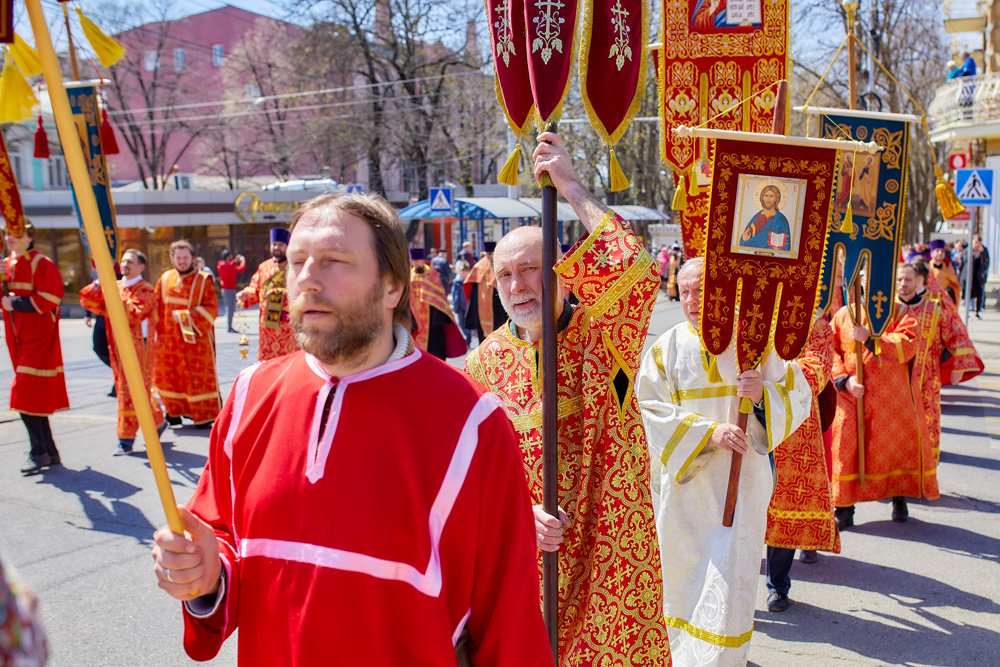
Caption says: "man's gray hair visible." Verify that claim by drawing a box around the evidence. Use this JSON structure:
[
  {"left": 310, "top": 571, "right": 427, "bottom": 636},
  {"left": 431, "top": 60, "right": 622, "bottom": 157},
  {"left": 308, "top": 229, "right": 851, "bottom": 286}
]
[{"left": 677, "top": 256, "right": 705, "bottom": 282}]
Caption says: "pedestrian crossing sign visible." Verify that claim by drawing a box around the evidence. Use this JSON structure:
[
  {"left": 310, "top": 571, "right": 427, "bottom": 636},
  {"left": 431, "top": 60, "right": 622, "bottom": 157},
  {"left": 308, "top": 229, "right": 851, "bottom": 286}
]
[
  {"left": 955, "top": 168, "right": 993, "bottom": 205},
  {"left": 429, "top": 187, "right": 453, "bottom": 214}
]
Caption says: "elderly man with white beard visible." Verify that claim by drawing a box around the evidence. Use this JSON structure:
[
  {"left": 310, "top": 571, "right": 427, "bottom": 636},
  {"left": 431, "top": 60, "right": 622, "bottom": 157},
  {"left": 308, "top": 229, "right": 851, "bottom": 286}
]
[
  {"left": 464, "top": 133, "right": 670, "bottom": 664},
  {"left": 636, "top": 257, "right": 811, "bottom": 666},
  {"left": 150, "top": 193, "right": 551, "bottom": 664}
]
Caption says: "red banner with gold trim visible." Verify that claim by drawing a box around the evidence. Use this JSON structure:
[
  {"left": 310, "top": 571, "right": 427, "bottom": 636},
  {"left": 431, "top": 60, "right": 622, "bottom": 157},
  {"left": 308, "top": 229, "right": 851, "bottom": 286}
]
[
  {"left": 0, "top": 130, "right": 25, "bottom": 236},
  {"left": 701, "top": 137, "right": 835, "bottom": 370},
  {"left": 658, "top": 0, "right": 789, "bottom": 257},
  {"left": 524, "top": 0, "right": 579, "bottom": 124},
  {"left": 1, "top": 0, "right": 13, "bottom": 44},
  {"left": 579, "top": 0, "right": 647, "bottom": 145},
  {"left": 486, "top": 0, "right": 535, "bottom": 135}
]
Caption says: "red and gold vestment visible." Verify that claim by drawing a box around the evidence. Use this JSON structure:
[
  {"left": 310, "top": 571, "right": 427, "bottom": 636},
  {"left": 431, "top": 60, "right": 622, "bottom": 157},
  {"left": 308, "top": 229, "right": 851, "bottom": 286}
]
[
  {"left": 3, "top": 250, "right": 68, "bottom": 416},
  {"left": 765, "top": 317, "right": 840, "bottom": 552},
  {"left": 238, "top": 258, "right": 296, "bottom": 361},
  {"left": 153, "top": 269, "right": 221, "bottom": 424},
  {"left": 409, "top": 265, "right": 465, "bottom": 358},
  {"left": 80, "top": 277, "right": 164, "bottom": 438},
  {"left": 896, "top": 294, "right": 982, "bottom": 498},
  {"left": 829, "top": 305, "right": 924, "bottom": 505},
  {"left": 465, "top": 212, "right": 669, "bottom": 666}
]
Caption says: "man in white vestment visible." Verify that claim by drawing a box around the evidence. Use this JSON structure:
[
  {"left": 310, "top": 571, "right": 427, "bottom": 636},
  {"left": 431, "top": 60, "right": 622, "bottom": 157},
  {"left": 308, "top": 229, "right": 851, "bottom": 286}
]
[{"left": 636, "top": 257, "right": 811, "bottom": 666}]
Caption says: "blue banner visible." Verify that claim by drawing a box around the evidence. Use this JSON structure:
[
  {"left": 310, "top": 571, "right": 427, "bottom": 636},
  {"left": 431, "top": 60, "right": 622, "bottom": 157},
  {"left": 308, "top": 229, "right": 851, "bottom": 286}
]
[
  {"left": 65, "top": 83, "right": 119, "bottom": 264},
  {"left": 814, "top": 110, "right": 913, "bottom": 338}
]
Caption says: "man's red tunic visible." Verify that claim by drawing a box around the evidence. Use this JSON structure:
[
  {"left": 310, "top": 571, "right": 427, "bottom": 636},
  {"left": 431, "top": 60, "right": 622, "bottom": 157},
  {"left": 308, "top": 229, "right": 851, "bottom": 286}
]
[
  {"left": 182, "top": 339, "right": 551, "bottom": 665},
  {"left": 3, "top": 250, "right": 68, "bottom": 416}
]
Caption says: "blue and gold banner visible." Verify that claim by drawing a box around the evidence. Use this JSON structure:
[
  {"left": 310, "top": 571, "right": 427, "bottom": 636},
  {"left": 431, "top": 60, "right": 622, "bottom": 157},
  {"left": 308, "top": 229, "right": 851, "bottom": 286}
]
[
  {"left": 806, "top": 107, "right": 916, "bottom": 338},
  {"left": 65, "top": 82, "right": 119, "bottom": 263}
]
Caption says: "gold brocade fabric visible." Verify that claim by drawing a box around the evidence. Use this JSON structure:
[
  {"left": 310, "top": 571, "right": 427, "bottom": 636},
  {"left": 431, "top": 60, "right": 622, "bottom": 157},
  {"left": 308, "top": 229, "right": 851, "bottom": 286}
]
[
  {"left": 465, "top": 212, "right": 670, "bottom": 666},
  {"left": 238, "top": 258, "right": 297, "bottom": 361},
  {"left": 829, "top": 306, "right": 924, "bottom": 504},
  {"left": 898, "top": 297, "right": 982, "bottom": 489},
  {"left": 409, "top": 265, "right": 456, "bottom": 352},
  {"left": 765, "top": 318, "right": 840, "bottom": 552}
]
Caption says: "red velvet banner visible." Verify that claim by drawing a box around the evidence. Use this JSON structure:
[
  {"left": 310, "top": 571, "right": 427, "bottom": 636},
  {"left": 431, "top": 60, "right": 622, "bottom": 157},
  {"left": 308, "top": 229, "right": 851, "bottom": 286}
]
[
  {"left": 0, "top": 130, "right": 24, "bottom": 236},
  {"left": 657, "top": 0, "right": 789, "bottom": 257},
  {"left": 701, "top": 137, "right": 835, "bottom": 370},
  {"left": 1, "top": 0, "right": 13, "bottom": 44},
  {"left": 487, "top": 0, "right": 535, "bottom": 134},
  {"left": 524, "top": 0, "right": 579, "bottom": 123},
  {"left": 579, "top": 0, "right": 646, "bottom": 145}
]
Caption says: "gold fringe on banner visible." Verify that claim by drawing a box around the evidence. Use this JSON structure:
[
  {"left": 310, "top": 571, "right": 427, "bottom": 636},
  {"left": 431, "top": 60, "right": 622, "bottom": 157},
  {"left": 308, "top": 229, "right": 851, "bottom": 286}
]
[
  {"left": 608, "top": 148, "right": 629, "bottom": 192},
  {"left": 497, "top": 145, "right": 521, "bottom": 187},
  {"left": 0, "top": 54, "right": 38, "bottom": 124},
  {"left": 785, "top": 364, "right": 795, "bottom": 392},
  {"left": 75, "top": 7, "right": 126, "bottom": 67},
  {"left": 740, "top": 397, "right": 754, "bottom": 414},
  {"left": 707, "top": 354, "right": 722, "bottom": 384},
  {"left": 687, "top": 166, "right": 698, "bottom": 196},
  {"left": 11, "top": 33, "right": 42, "bottom": 77}
]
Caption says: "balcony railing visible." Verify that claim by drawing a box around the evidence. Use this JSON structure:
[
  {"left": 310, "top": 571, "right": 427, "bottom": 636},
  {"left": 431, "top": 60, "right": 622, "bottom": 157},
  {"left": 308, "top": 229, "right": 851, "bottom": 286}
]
[{"left": 928, "top": 71, "right": 1000, "bottom": 141}]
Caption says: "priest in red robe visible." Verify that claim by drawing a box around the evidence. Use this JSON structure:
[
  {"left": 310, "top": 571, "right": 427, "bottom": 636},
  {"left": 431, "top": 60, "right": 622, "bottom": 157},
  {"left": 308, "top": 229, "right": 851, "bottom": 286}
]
[
  {"left": 237, "top": 227, "right": 297, "bottom": 361},
  {"left": 80, "top": 248, "right": 166, "bottom": 455},
  {"left": 465, "top": 134, "right": 670, "bottom": 665},
  {"left": 2, "top": 223, "right": 69, "bottom": 475},
  {"left": 463, "top": 242, "right": 505, "bottom": 342},
  {"left": 151, "top": 192, "right": 551, "bottom": 665},
  {"left": 153, "top": 240, "right": 221, "bottom": 427},
  {"left": 409, "top": 248, "right": 466, "bottom": 359}
]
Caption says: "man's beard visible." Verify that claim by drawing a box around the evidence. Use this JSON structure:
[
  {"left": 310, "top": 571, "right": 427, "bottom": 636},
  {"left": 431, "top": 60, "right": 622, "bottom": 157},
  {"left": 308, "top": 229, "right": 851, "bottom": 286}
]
[
  {"left": 273, "top": 251, "right": 287, "bottom": 263},
  {"left": 498, "top": 289, "right": 542, "bottom": 332},
  {"left": 290, "top": 282, "right": 386, "bottom": 367}
]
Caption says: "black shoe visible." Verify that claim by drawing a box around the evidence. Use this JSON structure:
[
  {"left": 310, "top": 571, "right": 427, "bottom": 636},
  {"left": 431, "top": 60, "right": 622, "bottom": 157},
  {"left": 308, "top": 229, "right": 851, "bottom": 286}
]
[
  {"left": 976, "top": 312, "right": 982, "bottom": 320},
  {"left": 49, "top": 454, "right": 61, "bottom": 466},
  {"left": 891, "top": 496, "right": 909, "bottom": 522},
  {"left": 192, "top": 420, "right": 214, "bottom": 430},
  {"left": 799, "top": 550, "right": 818, "bottom": 564},
  {"left": 20, "top": 455, "right": 51, "bottom": 476},
  {"left": 835, "top": 506, "right": 855, "bottom": 529},
  {"left": 107, "top": 386, "right": 117, "bottom": 397},
  {"left": 228, "top": 328, "right": 238, "bottom": 334},
  {"left": 165, "top": 415, "right": 183, "bottom": 427},
  {"left": 767, "top": 591, "right": 791, "bottom": 612}
]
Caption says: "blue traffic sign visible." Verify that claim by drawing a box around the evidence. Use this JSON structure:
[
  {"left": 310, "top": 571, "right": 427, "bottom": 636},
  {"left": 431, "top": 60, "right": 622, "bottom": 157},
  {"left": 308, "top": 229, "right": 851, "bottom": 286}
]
[
  {"left": 955, "top": 168, "right": 993, "bottom": 205},
  {"left": 429, "top": 187, "right": 453, "bottom": 214},
  {"left": 346, "top": 184, "right": 363, "bottom": 195}
]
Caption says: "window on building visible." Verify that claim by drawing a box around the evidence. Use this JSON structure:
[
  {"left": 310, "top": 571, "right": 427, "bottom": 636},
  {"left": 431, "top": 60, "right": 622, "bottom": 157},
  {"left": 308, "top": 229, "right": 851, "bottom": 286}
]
[
  {"left": 246, "top": 83, "right": 261, "bottom": 99},
  {"left": 47, "top": 156, "right": 69, "bottom": 189},
  {"left": 212, "top": 43, "right": 224, "bottom": 67},
  {"left": 174, "top": 48, "right": 185, "bottom": 71},
  {"left": 11, "top": 153, "right": 23, "bottom": 184},
  {"left": 144, "top": 50, "right": 159, "bottom": 72}
]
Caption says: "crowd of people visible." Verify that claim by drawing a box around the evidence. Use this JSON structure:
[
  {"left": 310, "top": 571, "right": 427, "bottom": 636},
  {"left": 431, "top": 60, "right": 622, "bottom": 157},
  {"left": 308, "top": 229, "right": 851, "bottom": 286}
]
[{"left": 0, "top": 133, "right": 991, "bottom": 664}]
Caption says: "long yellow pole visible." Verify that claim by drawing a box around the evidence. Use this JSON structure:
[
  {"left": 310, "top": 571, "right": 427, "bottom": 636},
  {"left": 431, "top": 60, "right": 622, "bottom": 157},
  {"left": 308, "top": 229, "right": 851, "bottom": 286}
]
[{"left": 25, "top": 0, "right": 183, "bottom": 535}]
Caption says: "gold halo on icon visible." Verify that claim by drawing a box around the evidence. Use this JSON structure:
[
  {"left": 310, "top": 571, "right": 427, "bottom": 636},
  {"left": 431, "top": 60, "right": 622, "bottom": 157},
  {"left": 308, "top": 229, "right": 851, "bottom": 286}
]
[{"left": 752, "top": 179, "right": 789, "bottom": 210}]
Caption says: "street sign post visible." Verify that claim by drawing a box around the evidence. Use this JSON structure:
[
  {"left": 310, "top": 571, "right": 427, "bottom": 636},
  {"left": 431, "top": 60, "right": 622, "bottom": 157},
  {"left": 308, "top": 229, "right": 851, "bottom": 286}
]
[
  {"left": 955, "top": 168, "right": 993, "bottom": 327},
  {"left": 429, "top": 187, "right": 453, "bottom": 254}
]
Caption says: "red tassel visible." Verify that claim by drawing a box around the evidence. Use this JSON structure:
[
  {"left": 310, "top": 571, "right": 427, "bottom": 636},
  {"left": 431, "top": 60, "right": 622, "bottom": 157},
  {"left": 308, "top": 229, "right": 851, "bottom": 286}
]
[
  {"left": 100, "top": 108, "right": 119, "bottom": 155},
  {"left": 33, "top": 116, "right": 50, "bottom": 159}
]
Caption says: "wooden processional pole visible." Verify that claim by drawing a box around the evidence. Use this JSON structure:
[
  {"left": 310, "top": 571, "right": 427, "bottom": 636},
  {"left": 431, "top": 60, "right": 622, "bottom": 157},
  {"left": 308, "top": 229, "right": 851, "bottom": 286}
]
[
  {"left": 844, "top": 0, "right": 867, "bottom": 485},
  {"left": 25, "top": 0, "right": 185, "bottom": 538},
  {"left": 722, "top": 80, "right": 788, "bottom": 527},
  {"left": 540, "top": 124, "right": 560, "bottom": 659}
]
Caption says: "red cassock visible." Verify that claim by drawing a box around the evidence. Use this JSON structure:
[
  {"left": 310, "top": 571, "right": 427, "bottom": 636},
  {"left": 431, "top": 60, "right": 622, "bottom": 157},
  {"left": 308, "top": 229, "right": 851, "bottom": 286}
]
[
  {"left": 79, "top": 277, "right": 164, "bottom": 438},
  {"left": 153, "top": 269, "right": 221, "bottom": 424},
  {"left": 182, "top": 344, "right": 552, "bottom": 665},
  {"left": 3, "top": 250, "right": 69, "bottom": 415}
]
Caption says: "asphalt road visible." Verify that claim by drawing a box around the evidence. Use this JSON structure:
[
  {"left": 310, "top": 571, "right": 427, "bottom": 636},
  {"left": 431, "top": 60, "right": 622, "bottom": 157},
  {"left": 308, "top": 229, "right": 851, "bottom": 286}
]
[{"left": 0, "top": 292, "right": 997, "bottom": 665}]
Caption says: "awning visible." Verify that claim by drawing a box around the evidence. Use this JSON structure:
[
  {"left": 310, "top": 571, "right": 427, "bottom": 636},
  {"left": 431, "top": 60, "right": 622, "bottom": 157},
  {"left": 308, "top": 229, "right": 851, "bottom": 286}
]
[
  {"left": 518, "top": 197, "right": 581, "bottom": 222},
  {"left": 611, "top": 205, "right": 670, "bottom": 221},
  {"left": 398, "top": 196, "right": 541, "bottom": 220}
]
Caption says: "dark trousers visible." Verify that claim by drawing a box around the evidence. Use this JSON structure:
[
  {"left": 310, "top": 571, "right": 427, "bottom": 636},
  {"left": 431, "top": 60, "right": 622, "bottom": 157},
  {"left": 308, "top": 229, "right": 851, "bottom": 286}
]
[
  {"left": 93, "top": 315, "right": 111, "bottom": 367},
  {"left": 766, "top": 546, "right": 796, "bottom": 595},
  {"left": 222, "top": 289, "right": 237, "bottom": 330},
  {"left": 21, "top": 413, "right": 59, "bottom": 462}
]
